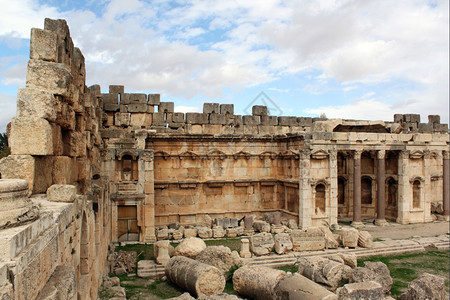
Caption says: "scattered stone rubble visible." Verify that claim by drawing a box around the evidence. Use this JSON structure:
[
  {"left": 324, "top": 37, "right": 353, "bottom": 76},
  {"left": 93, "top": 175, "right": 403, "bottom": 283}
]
[
  {"left": 108, "top": 251, "right": 137, "bottom": 275},
  {"left": 399, "top": 273, "right": 449, "bottom": 300}
]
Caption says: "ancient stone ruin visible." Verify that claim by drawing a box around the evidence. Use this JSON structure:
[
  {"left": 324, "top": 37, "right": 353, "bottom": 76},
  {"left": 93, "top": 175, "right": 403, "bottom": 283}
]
[{"left": 0, "top": 18, "right": 449, "bottom": 299}]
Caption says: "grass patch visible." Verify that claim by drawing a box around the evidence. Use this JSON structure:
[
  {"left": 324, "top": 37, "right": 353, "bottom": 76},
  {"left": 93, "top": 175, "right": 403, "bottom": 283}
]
[
  {"left": 204, "top": 238, "right": 242, "bottom": 253},
  {"left": 277, "top": 264, "right": 298, "bottom": 273},
  {"left": 359, "top": 250, "right": 449, "bottom": 297}
]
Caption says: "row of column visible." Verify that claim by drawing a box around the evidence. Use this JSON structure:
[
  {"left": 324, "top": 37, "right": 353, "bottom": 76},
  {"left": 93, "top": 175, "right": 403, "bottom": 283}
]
[{"left": 352, "top": 149, "right": 450, "bottom": 227}]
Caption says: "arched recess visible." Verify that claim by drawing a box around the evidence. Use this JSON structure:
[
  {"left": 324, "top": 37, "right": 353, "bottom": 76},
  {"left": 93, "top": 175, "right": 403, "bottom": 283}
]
[
  {"left": 315, "top": 183, "right": 326, "bottom": 214},
  {"left": 412, "top": 180, "right": 421, "bottom": 208},
  {"left": 80, "top": 212, "right": 89, "bottom": 275},
  {"left": 361, "top": 176, "right": 373, "bottom": 204},
  {"left": 337, "top": 177, "right": 347, "bottom": 217},
  {"left": 385, "top": 177, "right": 398, "bottom": 220}
]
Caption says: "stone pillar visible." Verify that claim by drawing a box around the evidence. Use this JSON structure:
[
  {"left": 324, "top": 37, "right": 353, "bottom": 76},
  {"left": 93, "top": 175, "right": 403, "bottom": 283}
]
[
  {"left": 240, "top": 238, "right": 251, "bottom": 258},
  {"left": 299, "top": 149, "right": 312, "bottom": 228},
  {"left": 352, "top": 150, "right": 364, "bottom": 227},
  {"left": 329, "top": 151, "right": 338, "bottom": 226},
  {"left": 397, "top": 150, "right": 410, "bottom": 224},
  {"left": 375, "top": 150, "right": 388, "bottom": 226},
  {"left": 142, "top": 150, "right": 156, "bottom": 242},
  {"left": 443, "top": 150, "right": 450, "bottom": 219}
]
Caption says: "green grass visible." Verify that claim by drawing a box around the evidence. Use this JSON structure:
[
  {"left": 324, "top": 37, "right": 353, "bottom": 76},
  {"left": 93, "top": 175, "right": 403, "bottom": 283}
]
[
  {"left": 204, "top": 238, "right": 242, "bottom": 252},
  {"left": 358, "top": 250, "right": 449, "bottom": 297}
]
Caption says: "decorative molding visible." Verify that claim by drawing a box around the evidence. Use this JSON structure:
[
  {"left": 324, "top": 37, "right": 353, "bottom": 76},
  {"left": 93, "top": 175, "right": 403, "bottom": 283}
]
[
  {"left": 259, "top": 151, "right": 277, "bottom": 160},
  {"left": 154, "top": 151, "right": 170, "bottom": 160},
  {"left": 178, "top": 151, "right": 199, "bottom": 160},
  {"left": 409, "top": 150, "right": 424, "bottom": 159},
  {"left": 116, "top": 149, "right": 139, "bottom": 160},
  {"left": 409, "top": 176, "right": 425, "bottom": 183},
  {"left": 311, "top": 150, "right": 329, "bottom": 160},
  {"left": 207, "top": 150, "right": 226, "bottom": 160}
]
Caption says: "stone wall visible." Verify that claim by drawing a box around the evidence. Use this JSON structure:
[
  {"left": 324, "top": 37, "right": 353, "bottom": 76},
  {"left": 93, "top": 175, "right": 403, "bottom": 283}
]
[{"left": 0, "top": 19, "right": 111, "bottom": 300}]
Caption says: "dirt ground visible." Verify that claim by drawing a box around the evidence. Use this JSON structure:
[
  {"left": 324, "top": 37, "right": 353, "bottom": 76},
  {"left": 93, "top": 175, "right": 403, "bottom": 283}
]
[{"left": 362, "top": 220, "right": 450, "bottom": 240}]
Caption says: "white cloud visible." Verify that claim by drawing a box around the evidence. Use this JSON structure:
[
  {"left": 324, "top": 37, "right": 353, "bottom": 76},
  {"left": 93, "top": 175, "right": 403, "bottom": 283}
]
[
  {"left": 0, "top": 92, "right": 16, "bottom": 132},
  {"left": 0, "top": 0, "right": 447, "bottom": 123},
  {"left": 174, "top": 106, "right": 201, "bottom": 113},
  {"left": 305, "top": 99, "right": 394, "bottom": 121}
]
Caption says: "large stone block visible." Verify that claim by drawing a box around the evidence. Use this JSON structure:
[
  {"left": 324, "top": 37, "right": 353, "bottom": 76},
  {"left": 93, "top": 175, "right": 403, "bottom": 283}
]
[
  {"left": 290, "top": 227, "right": 325, "bottom": 251},
  {"left": 250, "top": 232, "right": 274, "bottom": 255},
  {"left": 109, "top": 85, "right": 124, "bottom": 95},
  {"left": 252, "top": 105, "right": 268, "bottom": 116},
  {"left": 220, "top": 104, "right": 234, "bottom": 115},
  {"left": 203, "top": 103, "right": 220, "bottom": 114},
  {"left": 10, "top": 117, "right": 54, "bottom": 155},
  {"left": 159, "top": 102, "right": 174, "bottom": 113},
  {"left": 186, "top": 113, "right": 209, "bottom": 124},
  {"left": 274, "top": 233, "right": 293, "bottom": 254},
  {"left": 16, "top": 88, "right": 57, "bottom": 122},
  {"left": 52, "top": 156, "right": 74, "bottom": 184},
  {"left": 341, "top": 228, "right": 359, "bottom": 248},
  {"left": 210, "top": 114, "right": 227, "bottom": 125},
  {"left": 30, "top": 28, "right": 57, "bottom": 62},
  {"left": 47, "top": 184, "right": 77, "bottom": 202},
  {"left": 242, "top": 115, "right": 260, "bottom": 125},
  {"left": 26, "top": 59, "right": 72, "bottom": 97},
  {"left": 36, "top": 266, "right": 77, "bottom": 300},
  {"left": 399, "top": 273, "right": 448, "bottom": 300},
  {"left": 148, "top": 94, "right": 160, "bottom": 105},
  {"left": 337, "top": 281, "right": 383, "bottom": 299},
  {"left": 128, "top": 104, "right": 148, "bottom": 113}
]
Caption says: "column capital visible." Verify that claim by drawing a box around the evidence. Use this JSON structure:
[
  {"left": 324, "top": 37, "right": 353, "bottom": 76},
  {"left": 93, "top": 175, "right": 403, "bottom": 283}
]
[
  {"left": 353, "top": 150, "right": 363, "bottom": 159},
  {"left": 140, "top": 150, "right": 154, "bottom": 162},
  {"left": 443, "top": 150, "right": 450, "bottom": 160},
  {"left": 377, "top": 150, "right": 386, "bottom": 159},
  {"left": 399, "top": 150, "right": 409, "bottom": 159},
  {"left": 328, "top": 150, "right": 337, "bottom": 160},
  {"left": 423, "top": 150, "right": 431, "bottom": 159},
  {"left": 300, "top": 149, "right": 311, "bottom": 159}
]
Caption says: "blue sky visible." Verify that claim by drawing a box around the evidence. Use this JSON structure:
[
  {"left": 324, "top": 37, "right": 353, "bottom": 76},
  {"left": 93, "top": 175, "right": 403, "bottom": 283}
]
[{"left": 0, "top": 0, "right": 448, "bottom": 132}]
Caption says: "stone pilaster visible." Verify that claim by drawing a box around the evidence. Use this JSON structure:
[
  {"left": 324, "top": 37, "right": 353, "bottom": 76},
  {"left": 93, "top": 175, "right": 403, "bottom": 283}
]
[
  {"left": 443, "top": 150, "right": 450, "bottom": 219},
  {"left": 375, "top": 150, "right": 388, "bottom": 226},
  {"left": 397, "top": 150, "right": 410, "bottom": 224},
  {"left": 329, "top": 150, "right": 338, "bottom": 226},
  {"left": 352, "top": 150, "right": 364, "bottom": 227},
  {"left": 142, "top": 150, "right": 156, "bottom": 242},
  {"left": 423, "top": 151, "right": 433, "bottom": 222},
  {"left": 299, "top": 149, "right": 312, "bottom": 228}
]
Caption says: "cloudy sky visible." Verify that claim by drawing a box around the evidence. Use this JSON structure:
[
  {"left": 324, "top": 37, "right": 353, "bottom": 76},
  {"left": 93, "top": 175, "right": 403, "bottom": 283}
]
[{"left": 0, "top": 0, "right": 448, "bottom": 132}]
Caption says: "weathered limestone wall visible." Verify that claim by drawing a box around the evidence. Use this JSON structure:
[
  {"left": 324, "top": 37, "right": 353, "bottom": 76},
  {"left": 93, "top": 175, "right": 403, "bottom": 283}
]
[
  {"left": 0, "top": 19, "right": 111, "bottom": 300},
  {"left": 0, "top": 19, "right": 104, "bottom": 195}
]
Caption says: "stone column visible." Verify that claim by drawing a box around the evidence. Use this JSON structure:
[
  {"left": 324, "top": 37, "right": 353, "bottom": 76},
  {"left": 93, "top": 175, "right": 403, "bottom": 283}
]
[
  {"left": 396, "top": 150, "right": 410, "bottom": 224},
  {"left": 375, "top": 150, "right": 388, "bottom": 226},
  {"left": 299, "top": 149, "right": 312, "bottom": 228},
  {"left": 443, "top": 150, "right": 450, "bottom": 219},
  {"left": 352, "top": 150, "right": 364, "bottom": 227},
  {"left": 329, "top": 151, "right": 338, "bottom": 226}
]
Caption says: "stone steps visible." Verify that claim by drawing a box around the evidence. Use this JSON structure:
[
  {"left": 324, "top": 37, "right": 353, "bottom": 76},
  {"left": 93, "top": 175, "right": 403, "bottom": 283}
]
[
  {"left": 136, "top": 237, "right": 448, "bottom": 278},
  {"left": 246, "top": 254, "right": 297, "bottom": 268},
  {"left": 136, "top": 260, "right": 165, "bottom": 279}
]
